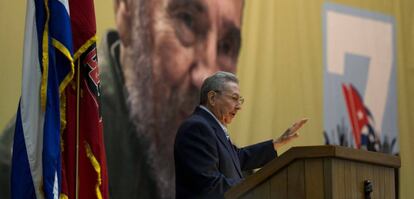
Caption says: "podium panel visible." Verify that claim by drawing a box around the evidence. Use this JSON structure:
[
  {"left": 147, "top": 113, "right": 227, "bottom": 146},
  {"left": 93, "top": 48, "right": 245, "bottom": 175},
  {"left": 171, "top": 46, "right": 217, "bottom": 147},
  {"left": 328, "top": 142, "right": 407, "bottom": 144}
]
[{"left": 225, "top": 145, "right": 400, "bottom": 199}]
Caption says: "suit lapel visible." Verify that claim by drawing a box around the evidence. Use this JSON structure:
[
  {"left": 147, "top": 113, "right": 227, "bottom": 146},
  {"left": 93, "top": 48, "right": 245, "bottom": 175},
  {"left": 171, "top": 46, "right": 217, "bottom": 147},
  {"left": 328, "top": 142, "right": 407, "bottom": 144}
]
[
  {"left": 214, "top": 126, "right": 243, "bottom": 178},
  {"left": 194, "top": 107, "right": 243, "bottom": 178}
]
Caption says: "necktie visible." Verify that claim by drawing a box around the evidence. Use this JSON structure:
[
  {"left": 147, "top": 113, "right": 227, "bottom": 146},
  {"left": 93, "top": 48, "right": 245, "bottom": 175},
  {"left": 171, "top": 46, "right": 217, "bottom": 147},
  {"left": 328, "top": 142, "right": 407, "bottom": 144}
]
[
  {"left": 225, "top": 132, "right": 230, "bottom": 141},
  {"left": 225, "top": 131, "right": 234, "bottom": 150}
]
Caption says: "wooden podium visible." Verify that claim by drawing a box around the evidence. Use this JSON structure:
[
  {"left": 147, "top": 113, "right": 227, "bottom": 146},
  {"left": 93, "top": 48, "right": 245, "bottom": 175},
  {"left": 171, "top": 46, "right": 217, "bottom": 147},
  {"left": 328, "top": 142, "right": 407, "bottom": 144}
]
[{"left": 225, "top": 145, "right": 400, "bottom": 199}]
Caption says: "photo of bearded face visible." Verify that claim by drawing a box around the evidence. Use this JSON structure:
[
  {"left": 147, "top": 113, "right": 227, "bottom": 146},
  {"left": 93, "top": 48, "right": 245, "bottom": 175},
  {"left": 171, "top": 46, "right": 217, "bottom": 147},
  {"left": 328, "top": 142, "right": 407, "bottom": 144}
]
[{"left": 113, "top": 0, "right": 243, "bottom": 196}]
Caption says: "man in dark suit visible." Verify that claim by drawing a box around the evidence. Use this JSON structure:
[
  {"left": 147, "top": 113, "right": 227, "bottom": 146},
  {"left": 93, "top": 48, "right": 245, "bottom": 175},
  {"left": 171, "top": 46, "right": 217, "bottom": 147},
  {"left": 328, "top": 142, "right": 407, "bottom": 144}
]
[{"left": 175, "top": 71, "right": 307, "bottom": 198}]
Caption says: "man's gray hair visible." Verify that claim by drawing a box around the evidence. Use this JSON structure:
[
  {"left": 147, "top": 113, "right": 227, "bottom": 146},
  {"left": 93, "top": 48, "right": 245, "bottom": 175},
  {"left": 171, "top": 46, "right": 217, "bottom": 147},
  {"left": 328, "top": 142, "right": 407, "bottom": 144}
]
[{"left": 200, "top": 71, "right": 239, "bottom": 105}]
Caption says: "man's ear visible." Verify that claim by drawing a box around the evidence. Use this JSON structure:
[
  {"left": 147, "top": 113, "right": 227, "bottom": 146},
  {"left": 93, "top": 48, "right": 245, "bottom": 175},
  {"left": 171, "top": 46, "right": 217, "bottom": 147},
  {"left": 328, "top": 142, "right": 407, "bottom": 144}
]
[
  {"left": 115, "top": 0, "right": 132, "bottom": 47},
  {"left": 207, "top": 91, "right": 216, "bottom": 106}
]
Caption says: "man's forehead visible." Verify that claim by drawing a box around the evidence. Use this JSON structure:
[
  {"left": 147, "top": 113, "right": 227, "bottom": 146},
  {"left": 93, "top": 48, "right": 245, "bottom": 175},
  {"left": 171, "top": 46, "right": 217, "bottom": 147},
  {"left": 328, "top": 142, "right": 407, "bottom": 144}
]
[
  {"left": 223, "top": 81, "right": 240, "bottom": 93},
  {"left": 167, "top": 0, "right": 243, "bottom": 27},
  {"left": 214, "top": 0, "right": 243, "bottom": 27}
]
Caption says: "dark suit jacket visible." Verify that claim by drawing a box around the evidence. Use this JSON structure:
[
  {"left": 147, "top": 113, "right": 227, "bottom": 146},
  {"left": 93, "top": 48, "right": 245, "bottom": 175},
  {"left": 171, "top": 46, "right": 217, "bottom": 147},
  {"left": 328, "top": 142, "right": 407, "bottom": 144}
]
[{"left": 175, "top": 106, "right": 277, "bottom": 199}]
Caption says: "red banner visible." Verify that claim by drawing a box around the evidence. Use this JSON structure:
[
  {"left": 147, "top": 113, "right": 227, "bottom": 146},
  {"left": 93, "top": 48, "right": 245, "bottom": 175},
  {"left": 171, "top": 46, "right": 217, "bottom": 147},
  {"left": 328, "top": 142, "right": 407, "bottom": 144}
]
[{"left": 61, "top": 0, "right": 109, "bottom": 198}]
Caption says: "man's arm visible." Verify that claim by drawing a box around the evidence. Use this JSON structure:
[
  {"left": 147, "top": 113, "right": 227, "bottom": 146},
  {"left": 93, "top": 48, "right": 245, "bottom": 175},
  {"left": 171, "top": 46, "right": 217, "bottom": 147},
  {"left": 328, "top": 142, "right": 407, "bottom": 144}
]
[
  {"left": 237, "top": 118, "right": 308, "bottom": 171},
  {"left": 236, "top": 140, "right": 277, "bottom": 171}
]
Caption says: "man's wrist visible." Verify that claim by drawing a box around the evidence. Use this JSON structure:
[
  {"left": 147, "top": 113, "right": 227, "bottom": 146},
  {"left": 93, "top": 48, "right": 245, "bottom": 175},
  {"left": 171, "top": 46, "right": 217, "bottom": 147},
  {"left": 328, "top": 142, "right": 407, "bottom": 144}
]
[{"left": 272, "top": 140, "right": 280, "bottom": 151}]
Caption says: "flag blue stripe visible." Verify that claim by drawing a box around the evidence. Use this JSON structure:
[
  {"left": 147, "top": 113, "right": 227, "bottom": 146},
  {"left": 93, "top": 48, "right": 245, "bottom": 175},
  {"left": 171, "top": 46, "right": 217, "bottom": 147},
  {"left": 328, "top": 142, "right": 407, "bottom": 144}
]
[
  {"left": 50, "top": 0, "right": 73, "bottom": 53},
  {"left": 34, "top": 0, "right": 46, "bottom": 72},
  {"left": 50, "top": 0, "right": 74, "bottom": 84},
  {"left": 11, "top": 104, "right": 37, "bottom": 199},
  {"left": 42, "top": 0, "right": 74, "bottom": 197},
  {"left": 42, "top": 50, "right": 62, "bottom": 198}
]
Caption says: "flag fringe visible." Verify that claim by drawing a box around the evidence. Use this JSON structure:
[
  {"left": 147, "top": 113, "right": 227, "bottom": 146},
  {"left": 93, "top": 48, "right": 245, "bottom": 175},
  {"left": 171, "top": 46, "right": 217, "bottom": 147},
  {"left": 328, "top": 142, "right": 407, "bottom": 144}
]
[
  {"left": 40, "top": 0, "right": 51, "bottom": 112},
  {"left": 73, "top": 36, "right": 97, "bottom": 60},
  {"left": 85, "top": 142, "right": 103, "bottom": 199}
]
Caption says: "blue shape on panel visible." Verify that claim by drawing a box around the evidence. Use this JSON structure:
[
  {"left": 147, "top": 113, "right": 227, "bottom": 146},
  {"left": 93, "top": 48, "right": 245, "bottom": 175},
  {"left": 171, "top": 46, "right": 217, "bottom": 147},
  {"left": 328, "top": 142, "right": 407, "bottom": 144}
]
[{"left": 343, "top": 53, "right": 370, "bottom": 95}]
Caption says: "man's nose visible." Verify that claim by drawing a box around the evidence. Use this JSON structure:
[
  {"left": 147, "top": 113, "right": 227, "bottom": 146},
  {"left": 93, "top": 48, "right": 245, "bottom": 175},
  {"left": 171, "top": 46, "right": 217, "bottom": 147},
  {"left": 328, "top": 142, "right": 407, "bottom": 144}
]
[
  {"left": 190, "top": 63, "right": 219, "bottom": 89},
  {"left": 235, "top": 103, "right": 242, "bottom": 110},
  {"left": 190, "top": 35, "right": 219, "bottom": 89}
]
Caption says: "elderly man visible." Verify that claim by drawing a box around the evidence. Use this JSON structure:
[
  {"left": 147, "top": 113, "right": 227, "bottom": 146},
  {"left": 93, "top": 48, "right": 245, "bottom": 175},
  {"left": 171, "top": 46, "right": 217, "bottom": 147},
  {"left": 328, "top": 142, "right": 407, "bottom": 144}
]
[
  {"left": 174, "top": 71, "right": 307, "bottom": 198},
  {"left": 99, "top": 0, "right": 244, "bottom": 198}
]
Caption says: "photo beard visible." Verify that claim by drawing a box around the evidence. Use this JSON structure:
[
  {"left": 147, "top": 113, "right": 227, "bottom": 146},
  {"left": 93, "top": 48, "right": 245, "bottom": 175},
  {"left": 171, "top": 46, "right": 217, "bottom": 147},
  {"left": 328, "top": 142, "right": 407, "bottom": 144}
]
[{"left": 121, "top": 24, "right": 199, "bottom": 199}]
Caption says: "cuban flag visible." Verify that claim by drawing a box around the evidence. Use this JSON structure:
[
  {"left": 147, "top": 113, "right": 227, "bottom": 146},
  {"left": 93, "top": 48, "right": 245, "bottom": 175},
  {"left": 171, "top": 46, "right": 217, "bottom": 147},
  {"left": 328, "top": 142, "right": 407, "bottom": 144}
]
[
  {"left": 11, "top": 0, "right": 73, "bottom": 198},
  {"left": 11, "top": 0, "right": 108, "bottom": 198},
  {"left": 342, "top": 83, "right": 381, "bottom": 151}
]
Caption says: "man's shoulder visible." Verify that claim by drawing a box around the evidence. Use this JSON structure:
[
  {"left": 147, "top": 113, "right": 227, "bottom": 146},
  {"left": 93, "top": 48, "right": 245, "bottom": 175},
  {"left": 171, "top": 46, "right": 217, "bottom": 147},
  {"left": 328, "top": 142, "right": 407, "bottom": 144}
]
[
  {"left": 98, "top": 30, "right": 124, "bottom": 101},
  {"left": 175, "top": 113, "right": 218, "bottom": 146},
  {"left": 185, "top": 107, "right": 216, "bottom": 124},
  {"left": 98, "top": 30, "right": 130, "bottom": 123},
  {"left": 99, "top": 29, "right": 120, "bottom": 53},
  {"left": 177, "top": 107, "right": 221, "bottom": 135},
  {"left": 98, "top": 29, "right": 120, "bottom": 74},
  {"left": 181, "top": 113, "right": 209, "bottom": 128}
]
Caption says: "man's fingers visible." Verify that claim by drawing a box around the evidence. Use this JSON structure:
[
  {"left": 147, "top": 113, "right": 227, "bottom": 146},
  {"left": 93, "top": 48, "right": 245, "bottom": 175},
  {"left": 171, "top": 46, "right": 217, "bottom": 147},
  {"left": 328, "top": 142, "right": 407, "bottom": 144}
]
[
  {"left": 279, "top": 132, "right": 299, "bottom": 144},
  {"left": 290, "top": 118, "right": 308, "bottom": 132},
  {"left": 279, "top": 118, "right": 308, "bottom": 142},
  {"left": 282, "top": 131, "right": 298, "bottom": 139}
]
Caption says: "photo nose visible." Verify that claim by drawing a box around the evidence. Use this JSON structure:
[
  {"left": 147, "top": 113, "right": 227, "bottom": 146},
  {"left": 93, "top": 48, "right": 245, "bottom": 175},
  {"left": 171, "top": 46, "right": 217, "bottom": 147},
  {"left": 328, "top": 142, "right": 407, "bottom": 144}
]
[{"left": 190, "top": 63, "right": 220, "bottom": 89}]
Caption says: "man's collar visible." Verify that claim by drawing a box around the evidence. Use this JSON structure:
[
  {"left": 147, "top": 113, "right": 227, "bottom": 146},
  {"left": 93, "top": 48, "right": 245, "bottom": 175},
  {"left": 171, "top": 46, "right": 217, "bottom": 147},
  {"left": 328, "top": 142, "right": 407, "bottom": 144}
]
[{"left": 199, "top": 105, "right": 228, "bottom": 133}]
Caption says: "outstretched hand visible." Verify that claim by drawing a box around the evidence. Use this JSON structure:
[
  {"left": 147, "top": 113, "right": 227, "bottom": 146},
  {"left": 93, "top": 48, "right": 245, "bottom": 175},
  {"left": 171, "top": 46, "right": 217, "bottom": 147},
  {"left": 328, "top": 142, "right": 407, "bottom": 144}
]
[{"left": 273, "top": 118, "right": 308, "bottom": 150}]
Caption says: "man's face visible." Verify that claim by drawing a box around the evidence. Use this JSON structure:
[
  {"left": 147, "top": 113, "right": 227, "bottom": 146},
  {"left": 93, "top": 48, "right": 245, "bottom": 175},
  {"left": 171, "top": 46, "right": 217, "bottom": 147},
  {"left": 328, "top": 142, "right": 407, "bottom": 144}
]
[
  {"left": 151, "top": 0, "right": 243, "bottom": 117},
  {"left": 212, "top": 81, "right": 243, "bottom": 125}
]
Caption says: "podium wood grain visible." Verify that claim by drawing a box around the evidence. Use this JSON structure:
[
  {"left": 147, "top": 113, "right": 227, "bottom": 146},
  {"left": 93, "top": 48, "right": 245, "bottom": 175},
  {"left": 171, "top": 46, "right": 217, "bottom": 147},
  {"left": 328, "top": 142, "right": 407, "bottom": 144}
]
[{"left": 225, "top": 145, "right": 400, "bottom": 199}]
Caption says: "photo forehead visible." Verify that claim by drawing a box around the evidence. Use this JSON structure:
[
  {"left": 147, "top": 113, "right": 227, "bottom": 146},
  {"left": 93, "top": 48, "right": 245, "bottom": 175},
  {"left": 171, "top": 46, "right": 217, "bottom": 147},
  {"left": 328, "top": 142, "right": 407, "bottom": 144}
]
[
  {"left": 167, "top": 0, "right": 243, "bottom": 26},
  {"left": 215, "top": 0, "right": 243, "bottom": 27},
  {"left": 167, "top": 0, "right": 208, "bottom": 12}
]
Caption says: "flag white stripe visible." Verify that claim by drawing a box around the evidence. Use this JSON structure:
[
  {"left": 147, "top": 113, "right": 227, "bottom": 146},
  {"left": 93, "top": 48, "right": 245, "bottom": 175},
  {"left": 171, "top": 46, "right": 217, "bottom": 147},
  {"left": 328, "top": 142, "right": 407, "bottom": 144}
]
[
  {"left": 57, "top": 0, "right": 70, "bottom": 15},
  {"left": 21, "top": 0, "right": 45, "bottom": 198},
  {"left": 53, "top": 172, "right": 59, "bottom": 199}
]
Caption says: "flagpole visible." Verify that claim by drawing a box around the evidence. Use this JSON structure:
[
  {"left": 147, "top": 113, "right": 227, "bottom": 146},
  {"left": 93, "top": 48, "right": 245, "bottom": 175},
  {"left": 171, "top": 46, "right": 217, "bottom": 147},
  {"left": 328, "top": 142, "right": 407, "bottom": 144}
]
[{"left": 75, "top": 59, "right": 80, "bottom": 199}]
